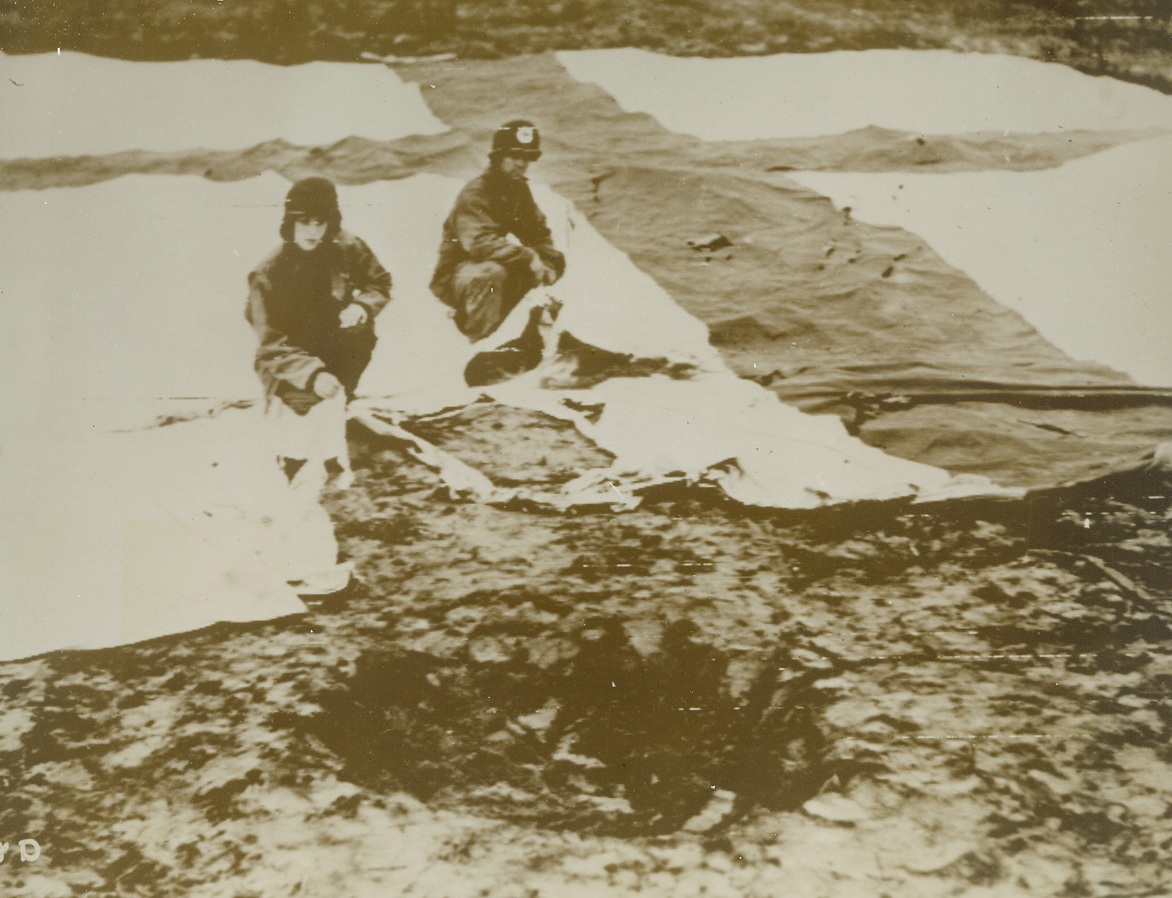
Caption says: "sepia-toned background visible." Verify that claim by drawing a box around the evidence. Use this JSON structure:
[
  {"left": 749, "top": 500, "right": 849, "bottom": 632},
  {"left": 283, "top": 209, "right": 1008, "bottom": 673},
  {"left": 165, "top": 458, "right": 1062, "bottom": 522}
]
[{"left": 1, "top": 2, "right": 1170, "bottom": 896}]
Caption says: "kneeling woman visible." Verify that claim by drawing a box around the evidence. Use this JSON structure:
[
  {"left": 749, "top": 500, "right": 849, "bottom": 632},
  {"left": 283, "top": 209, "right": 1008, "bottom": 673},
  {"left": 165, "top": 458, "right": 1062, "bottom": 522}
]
[{"left": 245, "top": 176, "right": 392, "bottom": 485}]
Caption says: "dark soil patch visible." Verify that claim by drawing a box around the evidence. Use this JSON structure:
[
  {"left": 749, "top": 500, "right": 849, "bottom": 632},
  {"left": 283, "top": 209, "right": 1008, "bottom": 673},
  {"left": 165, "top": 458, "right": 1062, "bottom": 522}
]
[
  {"left": 307, "top": 622, "right": 835, "bottom": 836},
  {"left": 5, "top": 0, "right": 1170, "bottom": 93}
]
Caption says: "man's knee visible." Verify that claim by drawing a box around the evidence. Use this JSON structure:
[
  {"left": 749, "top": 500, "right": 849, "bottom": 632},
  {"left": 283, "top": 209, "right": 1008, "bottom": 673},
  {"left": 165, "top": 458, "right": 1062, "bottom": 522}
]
[
  {"left": 454, "top": 260, "right": 509, "bottom": 295},
  {"left": 452, "top": 262, "right": 507, "bottom": 340},
  {"left": 454, "top": 261, "right": 540, "bottom": 341}
]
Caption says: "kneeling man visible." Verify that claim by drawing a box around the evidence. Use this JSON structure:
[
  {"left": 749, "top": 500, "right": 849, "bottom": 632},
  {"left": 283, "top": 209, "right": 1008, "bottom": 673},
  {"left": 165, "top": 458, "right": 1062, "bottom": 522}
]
[{"left": 430, "top": 119, "right": 565, "bottom": 344}]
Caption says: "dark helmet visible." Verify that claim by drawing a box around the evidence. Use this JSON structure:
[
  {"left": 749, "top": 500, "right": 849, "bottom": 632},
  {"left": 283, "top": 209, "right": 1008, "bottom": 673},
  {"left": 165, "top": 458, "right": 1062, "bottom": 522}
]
[
  {"left": 490, "top": 119, "right": 542, "bottom": 161},
  {"left": 279, "top": 176, "right": 342, "bottom": 243}
]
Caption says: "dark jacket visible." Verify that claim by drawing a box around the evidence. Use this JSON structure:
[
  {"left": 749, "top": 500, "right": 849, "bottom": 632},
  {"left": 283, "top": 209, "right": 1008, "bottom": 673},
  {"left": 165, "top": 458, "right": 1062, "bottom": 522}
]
[
  {"left": 430, "top": 167, "right": 566, "bottom": 306},
  {"left": 245, "top": 230, "right": 391, "bottom": 401}
]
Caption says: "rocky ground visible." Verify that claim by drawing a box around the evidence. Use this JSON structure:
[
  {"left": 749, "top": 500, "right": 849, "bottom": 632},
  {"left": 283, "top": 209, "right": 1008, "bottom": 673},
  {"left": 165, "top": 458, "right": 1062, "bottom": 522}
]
[
  {"left": 0, "top": 405, "right": 1169, "bottom": 896},
  {"left": 4, "top": 0, "right": 1171, "bottom": 92}
]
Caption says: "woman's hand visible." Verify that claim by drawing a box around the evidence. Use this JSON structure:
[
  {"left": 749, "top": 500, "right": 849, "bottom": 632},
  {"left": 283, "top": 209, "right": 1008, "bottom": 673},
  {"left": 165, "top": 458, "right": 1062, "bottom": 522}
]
[
  {"left": 339, "top": 304, "right": 369, "bottom": 328},
  {"left": 312, "top": 371, "right": 343, "bottom": 400}
]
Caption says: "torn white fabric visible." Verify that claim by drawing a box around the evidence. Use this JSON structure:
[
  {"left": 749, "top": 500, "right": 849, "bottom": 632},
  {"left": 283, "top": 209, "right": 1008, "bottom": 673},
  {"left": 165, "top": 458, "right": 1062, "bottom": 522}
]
[
  {"left": 0, "top": 51, "right": 446, "bottom": 158},
  {"left": 0, "top": 407, "right": 326, "bottom": 662},
  {"left": 0, "top": 170, "right": 1014, "bottom": 661},
  {"left": 268, "top": 389, "right": 351, "bottom": 478},
  {"left": 491, "top": 374, "right": 1017, "bottom": 509},
  {"left": 556, "top": 48, "right": 1172, "bottom": 140},
  {"left": 788, "top": 134, "right": 1172, "bottom": 388}
]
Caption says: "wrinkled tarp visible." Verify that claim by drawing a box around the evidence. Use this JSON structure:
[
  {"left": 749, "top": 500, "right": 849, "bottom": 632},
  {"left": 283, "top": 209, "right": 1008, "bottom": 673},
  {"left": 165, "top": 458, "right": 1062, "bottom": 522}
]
[
  {"left": 0, "top": 51, "right": 446, "bottom": 158},
  {"left": 539, "top": 49, "right": 1171, "bottom": 485}
]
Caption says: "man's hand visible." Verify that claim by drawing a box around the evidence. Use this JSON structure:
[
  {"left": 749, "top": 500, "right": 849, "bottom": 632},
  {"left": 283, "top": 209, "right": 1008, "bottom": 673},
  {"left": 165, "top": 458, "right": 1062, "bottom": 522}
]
[
  {"left": 528, "top": 254, "right": 558, "bottom": 287},
  {"left": 339, "top": 304, "right": 368, "bottom": 328},
  {"left": 312, "top": 371, "right": 343, "bottom": 400}
]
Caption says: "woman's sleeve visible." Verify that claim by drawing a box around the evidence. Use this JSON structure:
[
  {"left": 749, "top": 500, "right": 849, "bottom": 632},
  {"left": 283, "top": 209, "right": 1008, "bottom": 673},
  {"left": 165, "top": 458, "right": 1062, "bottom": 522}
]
[
  {"left": 349, "top": 237, "right": 393, "bottom": 317},
  {"left": 245, "top": 270, "right": 326, "bottom": 392}
]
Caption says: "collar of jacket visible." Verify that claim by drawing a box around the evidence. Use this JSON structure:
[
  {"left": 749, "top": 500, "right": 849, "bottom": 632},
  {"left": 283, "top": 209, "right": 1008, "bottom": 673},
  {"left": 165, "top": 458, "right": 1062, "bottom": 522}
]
[{"left": 484, "top": 165, "right": 528, "bottom": 188}]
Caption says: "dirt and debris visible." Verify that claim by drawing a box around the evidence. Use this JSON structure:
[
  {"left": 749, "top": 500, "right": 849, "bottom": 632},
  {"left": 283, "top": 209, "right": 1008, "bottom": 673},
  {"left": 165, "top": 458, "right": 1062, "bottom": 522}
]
[{"left": 1, "top": 415, "right": 1168, "bottom": 895}]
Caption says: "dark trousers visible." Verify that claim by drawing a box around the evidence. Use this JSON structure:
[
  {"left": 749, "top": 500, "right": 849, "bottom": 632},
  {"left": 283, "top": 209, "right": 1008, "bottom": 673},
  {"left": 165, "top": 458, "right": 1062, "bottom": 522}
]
[
  {"left": 450, "top": 260, "right": 539, "bottom": 342},
  {"left": 323, "top": 322, "right": 378, "bottom": 398},
  {"left": 277, "top": 323, "right": 377, "bottom": 414}
]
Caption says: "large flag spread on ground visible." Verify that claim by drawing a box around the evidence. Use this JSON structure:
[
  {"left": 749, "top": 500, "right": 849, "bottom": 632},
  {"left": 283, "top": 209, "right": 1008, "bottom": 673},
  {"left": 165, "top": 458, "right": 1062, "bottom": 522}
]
[
  {"left": 1, "top": 49, "right": 1169, "bottom": 661},
  {"left": 556, "top": 47, "right": 1172, "bottom": 391}
]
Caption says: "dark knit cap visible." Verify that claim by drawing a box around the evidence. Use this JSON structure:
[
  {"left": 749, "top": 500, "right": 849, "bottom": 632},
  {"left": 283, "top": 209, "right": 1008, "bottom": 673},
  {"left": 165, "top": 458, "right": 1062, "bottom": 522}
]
[
  {"left": 284, "top": 176, "right": 340, "bottom": 219},
  {"left": 280, "top": 176, "right": 342, "bottom": 243}
]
